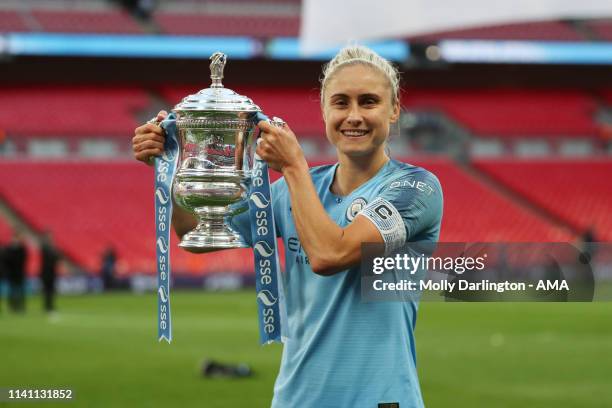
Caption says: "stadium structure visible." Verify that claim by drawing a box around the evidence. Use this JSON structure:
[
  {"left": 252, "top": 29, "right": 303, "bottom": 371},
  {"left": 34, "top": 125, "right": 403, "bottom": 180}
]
[{"left": 0, "top": 0, "right": 611, "bottom": 292}]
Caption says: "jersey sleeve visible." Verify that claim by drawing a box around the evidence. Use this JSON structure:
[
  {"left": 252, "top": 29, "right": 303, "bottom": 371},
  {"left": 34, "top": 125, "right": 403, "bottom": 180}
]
[
  {"left": 228, "top": 179, "right": 285, "bottom": 247},
  {"left": 228, "top": 206, "right": 253, "bottom": 247},
  {"left": 358, "top": 170, "right": 443, "bottom": 254}
]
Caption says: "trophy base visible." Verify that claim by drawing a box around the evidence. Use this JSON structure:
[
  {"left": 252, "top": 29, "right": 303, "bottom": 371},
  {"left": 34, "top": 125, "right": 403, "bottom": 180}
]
[{"left": 179, "top": 228, "right": 249, "bottom": 253}]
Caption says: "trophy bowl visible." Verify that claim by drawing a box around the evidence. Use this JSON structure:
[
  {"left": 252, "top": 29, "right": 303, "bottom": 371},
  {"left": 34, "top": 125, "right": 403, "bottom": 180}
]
[{"left": 171, "top": 52, "right": 261, "bottom": 253}]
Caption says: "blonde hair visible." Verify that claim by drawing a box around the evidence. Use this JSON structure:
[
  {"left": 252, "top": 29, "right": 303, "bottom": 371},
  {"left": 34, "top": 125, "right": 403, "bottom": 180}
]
[{"left": 320, "top": 45, "right": 400, "bottom": 105}]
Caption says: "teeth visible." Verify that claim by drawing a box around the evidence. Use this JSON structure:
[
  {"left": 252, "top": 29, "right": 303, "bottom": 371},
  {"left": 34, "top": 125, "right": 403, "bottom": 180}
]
[{"left": 342, "top": 130, "right": 368, "bottom": 137}]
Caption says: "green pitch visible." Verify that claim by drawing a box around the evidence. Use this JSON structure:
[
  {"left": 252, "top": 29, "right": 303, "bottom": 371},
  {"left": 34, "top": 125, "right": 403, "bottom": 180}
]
[{"left": 1, "top": 292, "right": 611, "bottom": 408}]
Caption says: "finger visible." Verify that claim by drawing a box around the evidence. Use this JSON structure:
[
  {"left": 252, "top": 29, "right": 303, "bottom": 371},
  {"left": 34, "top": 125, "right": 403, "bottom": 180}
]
[
  {"left": 134, "top": 140, "right": 164, "bottom": 153},
  {"left": 132, "top": 136, "right": 164, "bottom": 151},
  {"left": 261, "top": 132, "right": 275, "bottom": 144},
  {"left": 156, "top": 110, "right": 168, "bottom": 121},
  {"left": 256, "top": 139, "right": 272, "bottom": 155},
  {"left": 135, "top": 122, "right": 164, "bottom": 135},
  {"left": 132, "top": 132, "right": 165, "bottom": 150},
  {"left": 257, "top": 120, "right": 275, "bottom": 133},
  {"left": 132, "top": 132, "right": 165, "bottom": 145},
  {"left": 255, "top": 144, "right": 264, "bottom": 159},
  {"left": 134, "top": 141, "right": 164, "bottom": 154},
  {"left": 134, "top": 148, "right": 162, "bottom": 162},
  {"left": 281, "top": 122, "right": 293, "bottom": 133},
  {"left": 256, "top": 139, "right": 266, "bottom": 154},
  {"left": 258, "top": 119, "right": 292, "bottom": 140}
]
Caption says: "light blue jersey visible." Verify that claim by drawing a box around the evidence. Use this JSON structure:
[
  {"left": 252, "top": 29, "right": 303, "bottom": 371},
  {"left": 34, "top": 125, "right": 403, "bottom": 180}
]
[{"left": 230, "top": 159, "right": 443, "bottom": 408}]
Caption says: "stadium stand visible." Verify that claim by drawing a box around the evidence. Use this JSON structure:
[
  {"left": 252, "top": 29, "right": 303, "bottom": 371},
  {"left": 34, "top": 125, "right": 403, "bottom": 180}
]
[
  {"left": 30, "top": 9, "right": 144, "bottom": 34},
  {"left": 164, "top": 86, "right": 601, "bottom": 140},
  {"left": 0, "top": 3, "right": 609, "bottom": 276},
  {"left": 0, "top": 218, "right": 40, "bottom": 277},
  {"left": 474, "top": 159, "right": 612, "bottom": 241},
  {"left": 0, "top": 158, "right": 577, "bottom": 275},
  {"left": 0, "top": 161, "right": 259, "bottom": 275},
  {"left": 587, "top": 19, "right": 612, "bottom": 41},
  {"left": 0, "top": 10, "right": 29, "bottom": 32},
  {"left": 409, "top": 158, "right": 574, "bottom": 242},
  {"left": 0, "top": 87, "right": 149, "bottom": 138},
  {"left": 1, "top": 85, "right": 599, "bottom": 144},
  {"left": 2, "top": 84, "right": 604, "bottom": 157},
  {"left": 160, "top": 86, "right": 325, "bottom": 137},
  {"left": 154, "top": 13, "right": 299, "bottom": 37},
  {"left": 410, "top": 20, "right": 585, "bottom": 41},
  {"left": 401, "top": 89, "right": 599, "bottom": 138},
  {"left": 0, "top": 216, "right": 12, "bottom": 244},
  {"left": 0, "top": 161, "right": 153, "bottom": 273}
]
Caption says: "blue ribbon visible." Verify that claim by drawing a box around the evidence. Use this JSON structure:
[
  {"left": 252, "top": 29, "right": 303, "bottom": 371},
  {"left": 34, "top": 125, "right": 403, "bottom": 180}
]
[
  {"left": 154, "top": 111, "right": 285, "bottom": 344},
  {"left": 155, "top": 114, "right": 179, "bottom": 343},
  {"left": 249, "top": 112, "right": 286, "bottom": 344}
]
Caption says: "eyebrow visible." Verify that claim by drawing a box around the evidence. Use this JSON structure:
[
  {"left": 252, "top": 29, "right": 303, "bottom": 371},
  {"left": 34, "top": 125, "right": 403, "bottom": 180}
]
[{"left": 329, "top": 92, "right": 382, "bottom": 99}]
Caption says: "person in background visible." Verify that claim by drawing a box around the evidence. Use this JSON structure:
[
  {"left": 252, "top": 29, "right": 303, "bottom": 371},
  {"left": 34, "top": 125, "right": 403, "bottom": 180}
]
[
  {"left": 40, "top": 230, "right": 60, "bottom": 313},
  {"left": 101, "top": 246, "right": 117, "bottom": 291},
  {"left": 5, "top": 230, "right": 27, "bottom": 313},
  {"left": 0, "top": 240, "right": 6, "bottom": 313}
]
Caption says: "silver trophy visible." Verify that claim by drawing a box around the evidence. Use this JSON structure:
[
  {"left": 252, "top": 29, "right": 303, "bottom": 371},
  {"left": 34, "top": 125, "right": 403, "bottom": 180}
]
[{"left": 171, "top": 52, "right": 261, "bottom": 253}]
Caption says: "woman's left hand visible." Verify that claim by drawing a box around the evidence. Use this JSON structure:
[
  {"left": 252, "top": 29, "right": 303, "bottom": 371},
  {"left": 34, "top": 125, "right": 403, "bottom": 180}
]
[{"left": 256, "top": 119, "right": 308, "bottom": 173}]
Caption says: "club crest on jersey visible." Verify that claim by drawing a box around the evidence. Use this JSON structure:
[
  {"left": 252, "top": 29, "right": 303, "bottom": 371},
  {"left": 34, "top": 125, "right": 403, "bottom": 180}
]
[{"left": 346, "top": 197, "right": 368, "bottom": 222}]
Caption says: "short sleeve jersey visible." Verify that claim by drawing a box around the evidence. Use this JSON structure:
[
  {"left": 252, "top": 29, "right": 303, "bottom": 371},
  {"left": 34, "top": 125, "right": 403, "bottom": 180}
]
[{"left": 229, "top": 159, "right": 443, "bottom": 408}]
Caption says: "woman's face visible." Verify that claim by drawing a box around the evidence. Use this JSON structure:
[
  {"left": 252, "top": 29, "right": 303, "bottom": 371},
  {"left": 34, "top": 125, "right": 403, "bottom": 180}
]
[{"left": 322, "top": 64, "right": 400, "bottom": 159}]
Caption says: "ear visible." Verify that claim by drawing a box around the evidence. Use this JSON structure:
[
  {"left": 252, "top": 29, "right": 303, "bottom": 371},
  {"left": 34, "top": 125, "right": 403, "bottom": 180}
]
[{"left": 389, "top": 99, "right": 400, "bottom": 123}]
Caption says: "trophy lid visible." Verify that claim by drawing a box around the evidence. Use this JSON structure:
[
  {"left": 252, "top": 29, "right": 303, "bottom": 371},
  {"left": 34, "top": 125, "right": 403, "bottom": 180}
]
[{"left": 173, "top": 52, "right": 260, "bottom": 113}]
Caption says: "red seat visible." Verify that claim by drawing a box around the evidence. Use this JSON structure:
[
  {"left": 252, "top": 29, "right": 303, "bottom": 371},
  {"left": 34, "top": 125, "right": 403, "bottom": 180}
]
[
  {"left": 0, "top": 10, "right": 29, "bottom": 32},
  {"left": 474, "top": 159, "right": 612, "bottom": 241},
  {"left": 0, "top": 86, "right": 149, "bottom": 137},
  {"left": 588, "top": 20, "right": 612, "bottom": 42},
  {"left": 412, "top": 158, "right": 574, "bottom": 242},
  {"left": 31, "top": 9, "right": 144, "bottom": 34},
  {"left": 155, "top": 13, "right": 299, "bottom": 37},
  {"left": 402, "top": 89, "right": 598, "bottom": 138},
  {"left": 0, "top": 216, "right": 12, "bottom": 244}
]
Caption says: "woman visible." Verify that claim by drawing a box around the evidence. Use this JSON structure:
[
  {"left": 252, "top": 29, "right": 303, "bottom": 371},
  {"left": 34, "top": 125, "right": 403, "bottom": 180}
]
[{"left": 133, "top": 45, "right": 443, "bottom": 408}]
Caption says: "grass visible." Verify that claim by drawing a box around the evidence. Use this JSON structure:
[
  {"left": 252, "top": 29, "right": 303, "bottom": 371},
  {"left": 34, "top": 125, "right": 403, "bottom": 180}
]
[{"left": 1, "top": 292, "right": 611, "bottom": 407}]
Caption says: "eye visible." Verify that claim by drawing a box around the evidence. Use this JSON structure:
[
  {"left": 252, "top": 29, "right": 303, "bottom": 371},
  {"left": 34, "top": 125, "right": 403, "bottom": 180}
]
[{"left": 360, "top": 96, "right": 379, "bottom": 106}]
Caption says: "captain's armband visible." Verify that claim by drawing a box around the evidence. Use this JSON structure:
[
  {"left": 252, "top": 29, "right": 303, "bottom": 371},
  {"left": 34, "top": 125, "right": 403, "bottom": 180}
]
[{"left": 358, "top": 197, "right": 406, "bottom": 254}]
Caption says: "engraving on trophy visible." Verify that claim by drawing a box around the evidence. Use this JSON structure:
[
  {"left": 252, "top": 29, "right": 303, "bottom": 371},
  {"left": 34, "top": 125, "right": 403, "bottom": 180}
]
[
  {"left": 206, "top": 145, "right": 235, "bottom": 166},
  {"left": 202, "top": 134, "right": 233, "bottom": 167}
]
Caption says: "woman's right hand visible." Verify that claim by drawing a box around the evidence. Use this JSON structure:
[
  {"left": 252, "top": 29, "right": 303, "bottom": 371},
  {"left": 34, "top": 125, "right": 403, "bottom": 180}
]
[{"left": 132, "top": 110, "right": 168, "bottom": 166}]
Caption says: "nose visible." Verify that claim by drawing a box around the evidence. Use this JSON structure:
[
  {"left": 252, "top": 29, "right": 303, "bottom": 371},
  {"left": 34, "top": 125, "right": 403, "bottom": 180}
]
[{"left": 346, "top": 103, "right": 363, "bottom": 126}]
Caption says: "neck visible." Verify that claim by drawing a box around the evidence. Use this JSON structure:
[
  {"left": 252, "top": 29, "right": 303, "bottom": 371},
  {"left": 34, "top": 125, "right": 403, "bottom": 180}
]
[{"left": 332, "top": 149, "right": 389, "bottom": 196}]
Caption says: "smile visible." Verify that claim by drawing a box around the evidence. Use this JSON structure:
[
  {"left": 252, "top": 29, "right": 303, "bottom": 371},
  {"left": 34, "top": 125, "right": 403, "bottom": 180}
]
[{"left": 340, "top": 129, "right": 369, "bottom": 137}]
